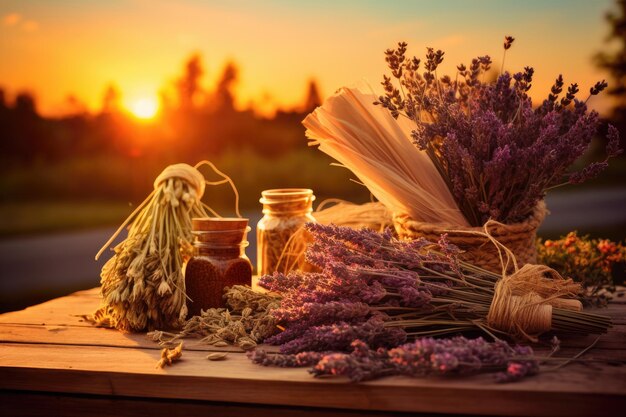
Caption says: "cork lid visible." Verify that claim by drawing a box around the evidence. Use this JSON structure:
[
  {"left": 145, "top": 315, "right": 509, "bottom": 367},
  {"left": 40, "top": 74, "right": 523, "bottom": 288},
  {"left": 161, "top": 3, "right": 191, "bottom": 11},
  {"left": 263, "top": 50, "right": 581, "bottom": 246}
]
[
  {"left": 260, "top": 188, "right": 314, "bottom": 203},
  {"left": 191, "top": 217, "right": 249, "bottom": 231}
]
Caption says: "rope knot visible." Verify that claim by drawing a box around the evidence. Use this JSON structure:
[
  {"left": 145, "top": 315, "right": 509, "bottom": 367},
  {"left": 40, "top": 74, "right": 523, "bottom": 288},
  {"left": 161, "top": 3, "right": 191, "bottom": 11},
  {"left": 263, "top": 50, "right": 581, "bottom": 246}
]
[
  {"left": 487, "top": 263, "right": 582, "bottom": 341},
  {"left": 154, "top": 163, "right": 205, "bottom": 198}
]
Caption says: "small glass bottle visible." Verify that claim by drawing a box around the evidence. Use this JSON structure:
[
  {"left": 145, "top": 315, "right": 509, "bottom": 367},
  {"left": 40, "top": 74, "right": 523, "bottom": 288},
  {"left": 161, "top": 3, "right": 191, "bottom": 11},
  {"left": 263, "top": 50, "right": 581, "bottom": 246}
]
[
  {"left": 256, "top": 188, "right": 316, "bottom": 277},
  {"left": 184, "top": 218, "right": 252, "bottom": 317}
]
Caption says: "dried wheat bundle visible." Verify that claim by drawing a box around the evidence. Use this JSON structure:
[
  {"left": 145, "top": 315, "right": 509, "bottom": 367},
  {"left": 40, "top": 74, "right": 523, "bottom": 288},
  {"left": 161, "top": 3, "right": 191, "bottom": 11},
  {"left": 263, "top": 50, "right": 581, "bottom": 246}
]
[
  {"left": 91, "top": 161, "right": 240, "bottom": 332},
  {"left": 303, "top": 86, "right": 468, "bottom": 226}
]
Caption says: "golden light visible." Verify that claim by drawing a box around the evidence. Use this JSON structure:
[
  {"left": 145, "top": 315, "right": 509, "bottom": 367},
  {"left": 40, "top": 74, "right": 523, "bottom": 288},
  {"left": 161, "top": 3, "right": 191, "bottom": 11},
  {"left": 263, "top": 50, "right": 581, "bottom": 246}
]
[{"left": 129, "top": 97, "right": 159, "bottom": 120}]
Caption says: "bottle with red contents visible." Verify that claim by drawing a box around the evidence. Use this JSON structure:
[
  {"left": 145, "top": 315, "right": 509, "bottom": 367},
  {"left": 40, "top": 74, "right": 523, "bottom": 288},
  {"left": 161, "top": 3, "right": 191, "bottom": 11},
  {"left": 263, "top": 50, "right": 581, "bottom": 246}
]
[{"left": 184, "top": 218, "right": 252, "bottom": 317}]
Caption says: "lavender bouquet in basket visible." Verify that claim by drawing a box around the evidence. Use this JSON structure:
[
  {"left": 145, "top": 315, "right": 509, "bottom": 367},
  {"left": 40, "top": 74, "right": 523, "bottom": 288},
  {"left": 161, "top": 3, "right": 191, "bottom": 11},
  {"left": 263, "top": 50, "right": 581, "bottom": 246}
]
[
  {"left": 304, "top": 37, "right": 622, "bottom": 271},
  {"left": 374, "top": 37, "right": 622, "bottom": 226}
]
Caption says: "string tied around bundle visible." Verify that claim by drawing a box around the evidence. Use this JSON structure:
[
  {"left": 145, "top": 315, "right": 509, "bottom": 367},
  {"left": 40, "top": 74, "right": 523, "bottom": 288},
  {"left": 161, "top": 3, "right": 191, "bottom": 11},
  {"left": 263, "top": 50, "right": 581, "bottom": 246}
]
[
  {"left": 486, "top": 263, "right": 583, "bottom": 341},
  {"left": 154, "top": 163, "right": 206, "bottom": 199},
  {"left": 450, "top": 220, "right": 583, "bottom": 342},
  {"left": 95, "top": 160, "right": 241, "bottom": 262}
]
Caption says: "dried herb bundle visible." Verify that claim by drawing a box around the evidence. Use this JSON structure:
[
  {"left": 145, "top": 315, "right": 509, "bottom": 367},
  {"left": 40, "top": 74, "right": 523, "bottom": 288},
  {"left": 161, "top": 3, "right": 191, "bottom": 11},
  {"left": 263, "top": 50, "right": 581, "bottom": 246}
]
[
  {"left": 148, "top": 285, "right": 280, "bottom": 350},
  {"left": 374, "top": 38, "right": 622, "bottom": 226},
  {"left": 274, "top": 200, "right": 393, "bottom": 275},
  {"left": 250, "top": 336, "right": 542, "bottom": 383},
  {"left": 303, "top": 86, "right": 468, "bottom": 226},
  {"left": 91, "top": 161, "right": 240, "bottom": 332},
  {"left": 259, "top": 224, "right": 612, "bottom": 354}
]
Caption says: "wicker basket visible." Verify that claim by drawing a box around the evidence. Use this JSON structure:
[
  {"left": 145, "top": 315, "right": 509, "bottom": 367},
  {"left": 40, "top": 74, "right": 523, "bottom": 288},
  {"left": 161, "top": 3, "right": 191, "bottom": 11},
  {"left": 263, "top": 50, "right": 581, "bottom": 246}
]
[{"left": 393, "top": 201, "right": 548, "bottom": 273}]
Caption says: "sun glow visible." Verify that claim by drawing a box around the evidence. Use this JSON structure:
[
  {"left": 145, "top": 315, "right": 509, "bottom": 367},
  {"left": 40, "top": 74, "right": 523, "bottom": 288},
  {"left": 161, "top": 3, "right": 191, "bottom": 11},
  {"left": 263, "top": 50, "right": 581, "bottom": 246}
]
[{"left": 128, "top": 97, "right": 159, "bottom": 120}]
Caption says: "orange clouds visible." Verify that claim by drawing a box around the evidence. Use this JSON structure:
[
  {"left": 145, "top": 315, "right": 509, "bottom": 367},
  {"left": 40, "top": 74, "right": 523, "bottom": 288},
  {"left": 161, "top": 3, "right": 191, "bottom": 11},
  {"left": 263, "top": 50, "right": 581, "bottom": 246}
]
[
  {"left": 3, "top": 12, "right": 21, "bottom": 26},
  {"left": 2, "top": 12, "right": 38, "bottom": 32}
]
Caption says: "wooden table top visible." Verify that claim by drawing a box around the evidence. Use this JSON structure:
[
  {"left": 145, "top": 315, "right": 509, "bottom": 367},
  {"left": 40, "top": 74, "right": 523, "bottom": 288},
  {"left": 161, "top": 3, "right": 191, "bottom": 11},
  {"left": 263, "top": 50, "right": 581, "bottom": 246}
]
[{"left": 1, "top": 288, "right": 625, "bottom": 417}]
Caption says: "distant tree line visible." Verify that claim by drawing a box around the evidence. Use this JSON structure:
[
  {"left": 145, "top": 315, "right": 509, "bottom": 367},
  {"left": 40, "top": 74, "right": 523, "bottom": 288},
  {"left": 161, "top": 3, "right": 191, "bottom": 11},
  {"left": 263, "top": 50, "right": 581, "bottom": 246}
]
[
  {"left": 596, "top": 0, "right": 626, "bottom": 148},
  {"left": 0, "top": 54, "right": 324, "bottom": 169}
]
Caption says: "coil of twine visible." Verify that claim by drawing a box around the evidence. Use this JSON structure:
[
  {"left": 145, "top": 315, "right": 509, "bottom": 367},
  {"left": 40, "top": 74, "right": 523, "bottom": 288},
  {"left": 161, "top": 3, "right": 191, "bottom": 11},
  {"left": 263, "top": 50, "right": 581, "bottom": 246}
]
[
  {"left": 463, "top": 220, "right": 583, "bottom": 341},
  {"left": 487, "top": 264, "right": 583, "bottom": 340}
]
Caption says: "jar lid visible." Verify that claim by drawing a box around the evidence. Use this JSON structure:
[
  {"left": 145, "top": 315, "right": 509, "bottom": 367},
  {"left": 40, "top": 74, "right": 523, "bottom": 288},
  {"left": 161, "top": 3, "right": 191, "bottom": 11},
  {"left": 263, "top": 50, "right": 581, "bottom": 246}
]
[
  {"left": 192, "top": 217, "right": 249, "bottom": 232},
  {"left": 260, "top": 188, "right": 315, "bottom": 204}
]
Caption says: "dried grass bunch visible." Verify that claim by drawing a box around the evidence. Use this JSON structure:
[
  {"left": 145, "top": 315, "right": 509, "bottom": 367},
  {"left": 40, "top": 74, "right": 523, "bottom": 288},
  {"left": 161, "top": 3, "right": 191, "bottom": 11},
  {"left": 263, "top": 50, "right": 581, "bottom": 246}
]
[{"left": 91, "top": 161, "right": 240, "bottom": 332}]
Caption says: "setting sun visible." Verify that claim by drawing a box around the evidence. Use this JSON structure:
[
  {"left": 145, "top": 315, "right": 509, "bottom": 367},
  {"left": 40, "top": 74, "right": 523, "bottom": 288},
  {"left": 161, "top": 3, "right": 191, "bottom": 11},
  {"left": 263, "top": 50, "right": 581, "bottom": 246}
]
[{"left": 129, "top": 98, "right": 159, "bottom": 120}]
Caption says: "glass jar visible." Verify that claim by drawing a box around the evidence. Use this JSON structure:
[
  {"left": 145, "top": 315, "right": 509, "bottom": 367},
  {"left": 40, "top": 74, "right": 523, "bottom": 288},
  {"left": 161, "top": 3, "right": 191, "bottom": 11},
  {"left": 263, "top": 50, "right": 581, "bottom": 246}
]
[
  {"left": 184, "top": 218, "right": 252, "bottom": 317},
  {"left": 256, "top": 188, "right": 316, "bottom": 276}
]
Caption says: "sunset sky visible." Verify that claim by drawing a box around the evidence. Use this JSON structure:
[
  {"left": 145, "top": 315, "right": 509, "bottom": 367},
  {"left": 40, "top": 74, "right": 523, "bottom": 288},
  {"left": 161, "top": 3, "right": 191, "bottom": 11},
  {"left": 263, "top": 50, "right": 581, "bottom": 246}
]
[{"left": 0, "top": 0, "right": 619, "bottom": 117}]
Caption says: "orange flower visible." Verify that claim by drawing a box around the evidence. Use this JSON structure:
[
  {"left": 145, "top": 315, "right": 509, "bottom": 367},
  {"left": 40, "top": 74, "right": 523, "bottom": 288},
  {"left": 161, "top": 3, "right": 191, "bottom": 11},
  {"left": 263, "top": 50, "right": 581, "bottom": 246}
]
[
  {"left": 564, "top": 232, "right": 577, "bottom": 248},
  {"left": 597, "top": 239, "right": 615, "bottom": 254}
]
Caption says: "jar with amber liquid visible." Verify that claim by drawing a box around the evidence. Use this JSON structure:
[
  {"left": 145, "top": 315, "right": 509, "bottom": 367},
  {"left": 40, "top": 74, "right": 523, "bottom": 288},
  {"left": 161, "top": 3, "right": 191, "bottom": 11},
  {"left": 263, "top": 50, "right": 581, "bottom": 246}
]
[
  {"left": 184, "top": 218, "right": 252, "bottom": 317},
  {"left": 256, "top": 188, "right": 316, "bottom": 277}
]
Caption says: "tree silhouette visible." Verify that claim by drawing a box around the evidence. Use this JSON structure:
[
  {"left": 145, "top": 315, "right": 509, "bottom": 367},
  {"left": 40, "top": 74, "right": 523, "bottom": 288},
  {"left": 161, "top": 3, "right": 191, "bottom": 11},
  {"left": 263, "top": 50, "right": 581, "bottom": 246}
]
[
  {"left": 65, "top": 94, "right": 88, "bottom": 115},
  {"left": 102, "top": 84, "right": 121, "bottom": 114},
  {"left": 176, "top": 53, "right": 204, "bottom": 111},
  {"left": 14, "top": 91, "right": 37, "bottom": 115},
  {"left": 4, "top": 91, "right": 43, "bottom": 163},
  {"left": 0, "top": 88, "right": 6, "bottom": 110},
  {"left": 595, "top": 0, "right": 626, "bottom": 143},
  {"left": 212, "top": 61, "right": 239, "bottom": 113},
  {"left": 303, "top": 79, "right": 322, "bottom": 113}
]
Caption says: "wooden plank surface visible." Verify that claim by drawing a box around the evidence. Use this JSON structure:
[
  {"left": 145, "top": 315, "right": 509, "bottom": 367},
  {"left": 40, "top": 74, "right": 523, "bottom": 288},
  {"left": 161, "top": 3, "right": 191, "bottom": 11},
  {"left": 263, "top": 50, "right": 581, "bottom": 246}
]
[
  {"left": 1, "top": 288, "right": 626, "bottom": 417},
  {"left": 0, "top": 391, "right": 428, "bottom": 417},
  {"left": 0, "top": 288, "right": 101, "bottom": 327}
]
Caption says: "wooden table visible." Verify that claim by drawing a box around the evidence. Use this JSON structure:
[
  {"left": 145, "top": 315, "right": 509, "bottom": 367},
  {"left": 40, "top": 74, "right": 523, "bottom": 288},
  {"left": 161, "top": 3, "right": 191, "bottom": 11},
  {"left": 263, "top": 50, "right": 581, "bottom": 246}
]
[{"left": 1, "top": 288, "right": 625, "bottom": 417}]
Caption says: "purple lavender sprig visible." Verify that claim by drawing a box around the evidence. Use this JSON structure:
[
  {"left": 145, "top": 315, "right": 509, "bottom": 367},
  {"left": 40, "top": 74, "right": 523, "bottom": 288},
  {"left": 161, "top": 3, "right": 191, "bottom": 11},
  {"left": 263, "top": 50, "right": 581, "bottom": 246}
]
[
  {"left": 249, "top": 337, "right": 539, "bottom": 383},
  {"left": 375, "top": 39, "right": 622, "bottom": 226},
  {"left": 258, "top": 224, "right": 611, "bottom": 351},
  {"left": 247, "top": 349, "right": 325, "bottom": 367},
  {"left": 277, "top": 318, "right": 407, "bottom": 354}
]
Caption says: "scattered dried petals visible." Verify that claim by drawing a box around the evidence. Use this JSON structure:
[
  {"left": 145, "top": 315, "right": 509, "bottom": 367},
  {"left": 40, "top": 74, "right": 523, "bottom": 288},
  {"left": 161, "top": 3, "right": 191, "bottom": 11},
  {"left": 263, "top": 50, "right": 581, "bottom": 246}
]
[
  {"left": 156, "top": 342, "right": 183, "bottom": 369},
  {"left": 206, "top": 352, "right": 228, "bottom": 361}
]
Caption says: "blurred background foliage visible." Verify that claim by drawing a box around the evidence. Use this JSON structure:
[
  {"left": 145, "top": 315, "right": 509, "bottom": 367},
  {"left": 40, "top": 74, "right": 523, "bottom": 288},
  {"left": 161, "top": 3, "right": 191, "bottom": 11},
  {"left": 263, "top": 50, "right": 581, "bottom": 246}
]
[
  {"left": 0, "top": 0, "right": 625, "bottom": 312},
  {"left": 0, "top": 1, "right": 625, "bottom": 238},
  {"left": 0, "top": 54, "right": 374, "bottom": 235}
]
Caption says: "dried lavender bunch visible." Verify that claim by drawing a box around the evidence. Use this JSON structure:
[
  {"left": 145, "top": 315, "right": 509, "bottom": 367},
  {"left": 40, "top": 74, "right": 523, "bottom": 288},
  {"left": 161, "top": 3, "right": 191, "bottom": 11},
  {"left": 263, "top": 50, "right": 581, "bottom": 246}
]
[
  {"left": 272, "top": 318, "right": 407, "bottom": 354},
  {"left": 258, "top": 224, "right": 611, "bottom": 352},
  {"left": 375, "top": 38, "right": 622, "bottom": 226},
  {"left": 249, "top": 337, "right": 538, "bottom": 383}
]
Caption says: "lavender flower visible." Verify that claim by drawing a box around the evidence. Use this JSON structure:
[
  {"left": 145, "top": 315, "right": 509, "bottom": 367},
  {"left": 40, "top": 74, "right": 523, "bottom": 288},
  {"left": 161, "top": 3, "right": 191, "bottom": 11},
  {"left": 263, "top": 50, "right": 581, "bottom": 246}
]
[
  {"left": 495, "top": 359, "right": 539, "bottom": 382},
  {"left": 257, "top": 225, "right": 610, "bottom": 369},
  {"left": 375, "top": 39, "right": 622, "bottom": 226},
  {"left": 247, "top": 349, "right": 325, "bottom": 367},
  {"left": 398, "top": 286, "right": 432, "bottom": 308},
  {"left": 250, "top": 337, "right": 539, "bottom": 383},
  {"left": 276, "top": 318, "right": 407, "bottom": 354},
  {"left": 272, "top": 301, "right": 371, "bottom": 325}
]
